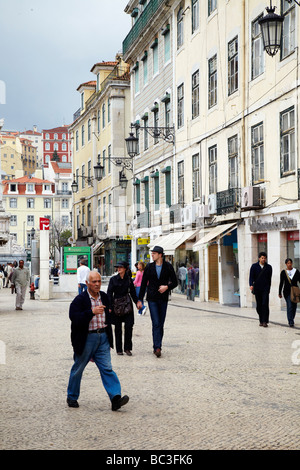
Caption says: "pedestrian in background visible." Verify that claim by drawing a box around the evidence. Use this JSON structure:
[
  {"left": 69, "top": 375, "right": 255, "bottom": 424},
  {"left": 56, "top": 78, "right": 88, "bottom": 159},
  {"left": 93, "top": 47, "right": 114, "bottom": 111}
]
[
  {"left": 107, "top": 261, "right": 142, "bottom": 356},
  {"left": 278, "top": 258, "right": 300, "bottom": 327},
  {"left": 138, "top": 246, "right": 178, "bottom": 357},
  {"left": 11, "top": 260, "right": 30, "bottom": 310},
  {"left": 67, "top": 270, "right": 129, "bottom": 411},
  {"left": 133, "top": 261, "right": 147, "bottom": 315},
  {"left": 249, "top": 252, "right": 272, "bottom": 327},
  {"left": 77, "top": 259, "right": 90, "bottom": 294},
  {"left": 177, "top": 263, "right": 187, "bottom": 294}
]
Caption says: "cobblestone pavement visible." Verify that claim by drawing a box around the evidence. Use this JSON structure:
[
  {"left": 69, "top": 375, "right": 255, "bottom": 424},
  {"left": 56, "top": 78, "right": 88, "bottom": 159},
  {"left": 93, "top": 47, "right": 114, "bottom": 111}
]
[{"left": 0, "top": 286, "right": 299, "bottom": 451}]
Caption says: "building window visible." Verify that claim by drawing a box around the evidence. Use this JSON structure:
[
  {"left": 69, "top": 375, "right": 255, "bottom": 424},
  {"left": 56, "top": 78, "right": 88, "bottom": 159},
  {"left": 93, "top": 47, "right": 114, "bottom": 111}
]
[
  {"left": 208, "top": 0, "right": 217, "bottom": 16},
  {"left": 165, "top": 100, "right": 171, "bottom": 129},
  {"left": 281, "top": 1, "right": 295, "bottom": 60},
  {"left": 9, "top": 198, "right": 17, "bottom": 208},
  {"left": 192, "top": 153, "right": 200, "bottom": 200},
  {"left": 280, "top": 107, "right": 295, "bottom": 177},
  {"left": 252, "top": 15, "right": 264, "bottom": 80},
  {"left": 75, "top": 130, "right": 79, "bottom": 151},
  {"left": 142, "top": 52, "right": 148, "bottom": 86},
  {"left": 163, "top": 26, "right": 171, "bottom": 63},
  {"left": 27, "top": 198, "right": 34, "bottom": 209},
  {"left": 177, "top": 84, "right": 184, "bottom": 128},
  {"left": 62, "top": 216, "right": 69, "bottom": 226},
  {"left": 54, "top": 133, "right": 58, "bottom": 140},
  {"left": 102, "top": 150, "right": 106, "bottom": 177},
  {"left": 208, "top": 55, "right": 217, "bottom": 109},
  {"left": 178, "top": 161, "right": 184, "bottom": 204},
  {"left": 27, "top": 215, "right": 34, "bottom": 226},
  {"left": 209, "top": 145, "right": 217, "bottom": 194},
  {"left": 81, "top": 125, "right": 85, "bottom": 146},
  {"left": 106, "top": 98, "right": 110, "bottom": 122},
  {"left": 152, "top": 40, "right": 159, "bottom": 75},
  {"left": 87, "top": 203, "right": 91, "bottom": 226},
  {"left": 177, "top": 7, "right": 184, "bottom": 49},
  {"left": 143, "top": 116, "right": 149, "bottom": 150},
  {"left": 27, "top": 183, "right": 34, "bottom": 193},
  {"left": 192, "top": 0, "right": 199, "bottom": 34},
  {"left": 88, "top": 119, "right": 91, "bottom": 141},
  {"left": 102, "top": 103, "right": 105, "bottom": 128},
  {"left": 82, "top": 164, "right": 85, "bottom": 189},
  {"left": 228, "top": 36, "right": 238, "bottom": 95},
  {"left": 192, "top": 70, "right": 199, "bottom": 119},
  {"left": 153, "top": 108, "right": 159, "bottom": 144},
  {"left": 45, "top": 142, "right": 50, "bottom": 151},
  {"left": 134, "top": 64, "right": 139, "bottom": 94},
  {"left": 62, "top": 199, "right": 69, "bottom": 209},
  {"left": 97, "top": 110, "right": 101, "bottom": 134},
  {"left": 108, "top": 145, "right": 111, "bottom": 173},
  {"left": 44, "top": 198, "right": 51, "bottom": 209},
  {"left": 165, "top": 170, "right": 171, "bottom": 207},
  {"left": 10, "top": 215, "right": 17, "bottom": 226},
  {"left": 228, "top": 135, "right": 239, "bottom": 189},
  {"left": 251, "top": 122, "right": 264, "bottom": 184},
  {"left": 88, "top": 160, "right": 91, "bottom": 185}
]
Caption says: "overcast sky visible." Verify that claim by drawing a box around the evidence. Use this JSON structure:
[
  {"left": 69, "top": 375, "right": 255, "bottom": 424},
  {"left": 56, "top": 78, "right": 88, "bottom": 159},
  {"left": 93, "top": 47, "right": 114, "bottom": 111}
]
[{"left": 0, "top": 0, "right": 131, "bottom": 132}]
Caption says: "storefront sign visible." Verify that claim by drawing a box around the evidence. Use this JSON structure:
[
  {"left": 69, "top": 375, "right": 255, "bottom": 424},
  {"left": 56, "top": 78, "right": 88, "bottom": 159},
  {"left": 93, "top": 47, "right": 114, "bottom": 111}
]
[
  {"left": 138, "top": 238, "right": 150, "bottom": 245},
  {"left": 250, "top": 217, "right": 297, "bottom": 233}
]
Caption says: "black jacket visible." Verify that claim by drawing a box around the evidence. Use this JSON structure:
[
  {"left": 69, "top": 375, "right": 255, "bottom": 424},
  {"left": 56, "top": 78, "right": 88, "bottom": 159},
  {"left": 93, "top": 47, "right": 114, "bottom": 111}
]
[
  {"left": 249, "top": 262, "right": 272, "bottom": 293},
  {"left": 279, "top": 269, "right": 300, "bottom": 298},
  {"left": 107, "top": 273, "right": 138, "bottom": 323},
  {"left": 69, "top": 290, "right": 113, "bottom": 356},
  {"left": 138, "top": 260, "right": 178, "bottom": 302}
]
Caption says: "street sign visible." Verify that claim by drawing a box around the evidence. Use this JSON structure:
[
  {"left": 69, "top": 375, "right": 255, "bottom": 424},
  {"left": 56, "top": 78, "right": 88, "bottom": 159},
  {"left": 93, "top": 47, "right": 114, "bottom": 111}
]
[{"left": 40, "top": 217, "right": 50, "bottom": 230}]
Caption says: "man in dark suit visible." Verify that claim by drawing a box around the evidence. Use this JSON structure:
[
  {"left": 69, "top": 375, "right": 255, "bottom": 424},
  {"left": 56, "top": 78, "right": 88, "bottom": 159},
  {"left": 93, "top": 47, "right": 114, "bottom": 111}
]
[
  {"left": 67, "top": 270, "right": 129, "bottom": 411},
  {"left": 138, "top": 246, "right": 178, "bottom": 357},
  {"left": 249, "top": 252, "right": 273, "bottom": 327}
]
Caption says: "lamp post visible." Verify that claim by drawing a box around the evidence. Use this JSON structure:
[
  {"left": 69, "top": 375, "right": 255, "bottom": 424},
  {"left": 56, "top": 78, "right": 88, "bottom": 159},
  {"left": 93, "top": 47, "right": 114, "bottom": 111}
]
[
  {"left": 259, "top": 1, "right": 284, "bottom": 57},
  {"left": 125, "top": 123, "right": 175, "bottom": 158}
]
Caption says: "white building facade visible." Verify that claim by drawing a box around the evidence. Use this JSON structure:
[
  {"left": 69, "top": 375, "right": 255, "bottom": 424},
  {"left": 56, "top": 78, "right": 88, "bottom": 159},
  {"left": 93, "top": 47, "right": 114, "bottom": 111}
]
[{"left": 123, "top": 0, "right": 300, "bottom": 309}]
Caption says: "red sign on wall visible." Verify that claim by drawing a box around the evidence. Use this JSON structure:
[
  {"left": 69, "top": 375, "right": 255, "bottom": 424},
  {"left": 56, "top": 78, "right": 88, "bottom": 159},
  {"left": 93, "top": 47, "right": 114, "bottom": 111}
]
[{"left": 40, "top": 217, "right": 50, "bottom": 230}]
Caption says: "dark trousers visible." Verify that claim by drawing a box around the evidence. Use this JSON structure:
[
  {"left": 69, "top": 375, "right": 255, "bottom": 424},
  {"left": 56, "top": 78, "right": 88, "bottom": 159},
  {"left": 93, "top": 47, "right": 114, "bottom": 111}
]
[
  {"left": 255, "top": 290, "right": 270, "bottom": 324},
  {"left": 114, "top": 316, "right": 133, "bottom": 353}
]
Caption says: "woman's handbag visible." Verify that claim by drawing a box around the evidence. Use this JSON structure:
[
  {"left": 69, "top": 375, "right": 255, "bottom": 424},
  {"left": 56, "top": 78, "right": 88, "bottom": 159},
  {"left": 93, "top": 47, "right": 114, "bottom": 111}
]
[
  {"left": 113, "top": 293, "right": 133, "bottom": 316},
  {"left": 285, "top": 271, "right": 300, "bottom": 303}
]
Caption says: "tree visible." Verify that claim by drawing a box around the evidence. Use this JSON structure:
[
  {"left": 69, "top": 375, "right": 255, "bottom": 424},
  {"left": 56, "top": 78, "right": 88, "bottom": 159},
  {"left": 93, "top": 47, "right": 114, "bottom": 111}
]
[{"left": 52, "top": 150, "right": 59, "bottom": 161}]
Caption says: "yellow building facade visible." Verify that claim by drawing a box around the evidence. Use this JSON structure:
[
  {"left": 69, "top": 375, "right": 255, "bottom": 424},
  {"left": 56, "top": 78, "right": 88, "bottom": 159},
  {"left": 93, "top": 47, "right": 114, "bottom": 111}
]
[{"left": 70, "top": 58, "right": 132, "bottom": 274}]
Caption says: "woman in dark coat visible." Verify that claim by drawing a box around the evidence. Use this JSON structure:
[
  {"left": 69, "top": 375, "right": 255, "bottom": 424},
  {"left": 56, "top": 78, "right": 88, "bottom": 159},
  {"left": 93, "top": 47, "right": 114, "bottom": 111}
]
[
  {"left": 107, "top": 262, "right": 141, "bottom": 356},
  {"left": 278, "top": 258, "right": 300, "bottom": 327}
]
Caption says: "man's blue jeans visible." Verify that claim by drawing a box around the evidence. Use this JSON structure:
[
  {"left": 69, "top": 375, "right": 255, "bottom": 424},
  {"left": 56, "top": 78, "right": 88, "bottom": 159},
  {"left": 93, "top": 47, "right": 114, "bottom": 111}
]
[
  {"left": 148, "top": 300, "right": 168, "bottom": 351},
  {"left": 78, "top": 283, "right": 87, "bottom": 295},
  {"left": 286, "top": 295, "right": 297, "bottom": 326},
  {"left": 67, "top": 332, "right": 121, "bottom": 401}
]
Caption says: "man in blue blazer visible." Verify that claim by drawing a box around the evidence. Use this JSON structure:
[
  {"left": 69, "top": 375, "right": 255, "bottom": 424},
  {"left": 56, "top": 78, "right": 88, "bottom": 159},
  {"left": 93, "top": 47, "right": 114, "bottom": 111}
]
[
  {"left": 249, "top": 252, "right": 273, "bottom": 327},
  {"left": 139, "top": 245, "right": 178, "bottom": 357},
  {"left": 67, "top": 270, "right": 129, "bottom": 411}
]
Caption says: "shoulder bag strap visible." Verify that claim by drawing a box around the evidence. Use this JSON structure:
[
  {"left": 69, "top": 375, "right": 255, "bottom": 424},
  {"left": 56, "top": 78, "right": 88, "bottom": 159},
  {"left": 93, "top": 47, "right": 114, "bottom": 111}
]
[{"left": 285, "top": 270, "right": 292, "bottom": 284}]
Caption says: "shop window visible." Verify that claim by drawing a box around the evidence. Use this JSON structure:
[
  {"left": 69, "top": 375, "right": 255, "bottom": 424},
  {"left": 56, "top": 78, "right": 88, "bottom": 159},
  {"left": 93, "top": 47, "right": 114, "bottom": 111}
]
[{"left": 287, "top": 230, "right": 300, "bottom": 269}]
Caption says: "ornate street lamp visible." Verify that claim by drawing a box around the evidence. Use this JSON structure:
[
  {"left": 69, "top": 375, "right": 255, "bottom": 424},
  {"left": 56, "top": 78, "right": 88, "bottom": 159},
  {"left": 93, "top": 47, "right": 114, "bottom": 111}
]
[
  {"left": 71, "top": 160, "right": 103, "bottom": 193},
  {"left": 125, "top": 131, "right": 139, "bottom": 158},
  {"left": 119, "top": 169, "right": 128, "bottom": 190},
  {"left": 259, "top": 1, "right": 284, "bottom": 57}
]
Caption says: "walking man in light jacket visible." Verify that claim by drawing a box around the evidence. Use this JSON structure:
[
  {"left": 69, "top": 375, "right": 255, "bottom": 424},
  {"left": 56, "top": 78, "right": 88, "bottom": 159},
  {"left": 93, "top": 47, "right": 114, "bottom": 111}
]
[{"left": 11, "top": 260, "right": 30, "bottom": 310}]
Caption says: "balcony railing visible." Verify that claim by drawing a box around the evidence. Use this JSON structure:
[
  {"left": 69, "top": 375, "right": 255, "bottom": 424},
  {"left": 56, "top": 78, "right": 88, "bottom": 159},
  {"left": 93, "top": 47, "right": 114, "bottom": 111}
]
[{"left": 122, "top": 0, "right": 165, "bottom": 56}]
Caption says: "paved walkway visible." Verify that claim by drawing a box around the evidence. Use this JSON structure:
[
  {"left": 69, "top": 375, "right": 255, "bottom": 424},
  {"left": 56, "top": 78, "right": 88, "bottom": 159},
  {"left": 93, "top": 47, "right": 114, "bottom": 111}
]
[{"left": 0, "top": 286, "right": 299, "bottom": 450}]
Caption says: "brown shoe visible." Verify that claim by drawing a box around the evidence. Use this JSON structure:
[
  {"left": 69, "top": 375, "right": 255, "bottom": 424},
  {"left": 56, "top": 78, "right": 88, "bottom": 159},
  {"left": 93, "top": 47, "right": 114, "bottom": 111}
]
[
  {"left": 125, "top": 350, "right": 132, "bottom": 356},
  {"left": 15, "top": 307, "right": 22, "bottom": 310}
]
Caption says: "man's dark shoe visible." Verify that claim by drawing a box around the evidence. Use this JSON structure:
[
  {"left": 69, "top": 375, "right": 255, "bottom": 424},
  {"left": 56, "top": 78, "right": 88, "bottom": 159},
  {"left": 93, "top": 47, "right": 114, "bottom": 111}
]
[
  {"left": 67, "top": 398, "right": 79, "bottom": 408},
  {"left": 111, "top": 395, "right": 129, "bottom": 411},
  {"left": 154, "top": 348, "right": 161, "bottom": 357}
]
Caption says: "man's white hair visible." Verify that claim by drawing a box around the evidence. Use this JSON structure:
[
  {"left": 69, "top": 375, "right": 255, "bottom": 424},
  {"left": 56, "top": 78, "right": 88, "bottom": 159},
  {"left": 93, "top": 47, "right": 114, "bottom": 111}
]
[{"left": 86, "top": 270, "right": 101, "bottom": 283}]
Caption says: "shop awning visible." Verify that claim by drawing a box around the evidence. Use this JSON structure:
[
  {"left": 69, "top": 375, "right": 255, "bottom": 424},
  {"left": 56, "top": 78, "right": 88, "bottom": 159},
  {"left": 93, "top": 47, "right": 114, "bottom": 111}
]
[
  {"left": 193, "top": 223, "right": 237, "bottom": 251},
  {"left": 149, "top": 230, "right": 197, "bottom": 256},
  {"left": 92, "top": 242, "right": 103, "bottom": 254}
]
